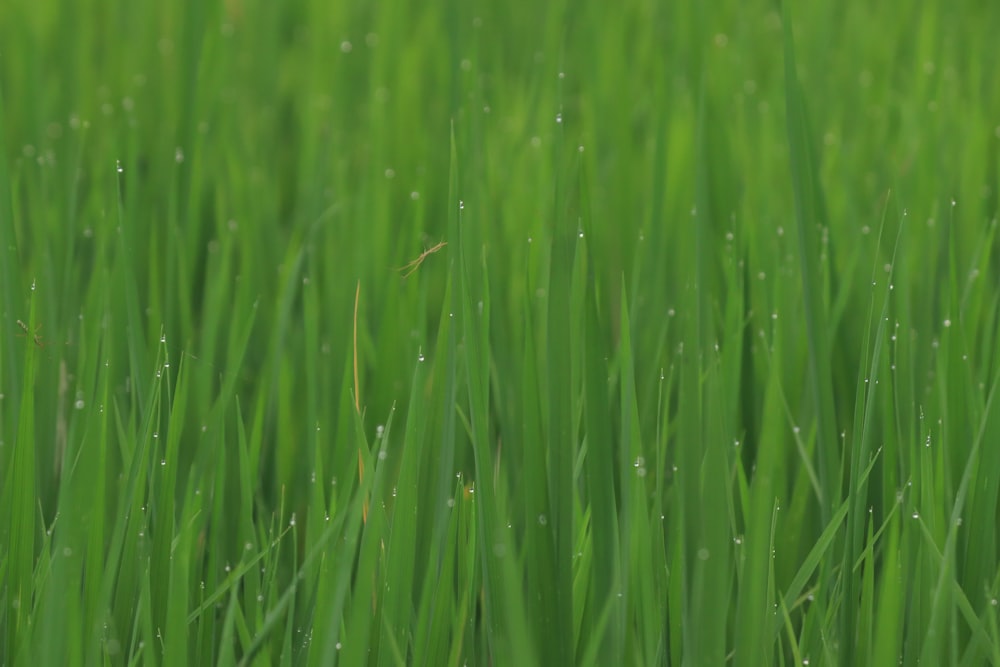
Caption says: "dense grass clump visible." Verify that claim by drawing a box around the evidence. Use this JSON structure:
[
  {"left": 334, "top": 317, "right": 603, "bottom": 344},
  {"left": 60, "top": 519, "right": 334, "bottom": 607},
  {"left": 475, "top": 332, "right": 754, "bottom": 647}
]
[{"left": 2, "top": 1, "right": 1000, "bottom": 665}]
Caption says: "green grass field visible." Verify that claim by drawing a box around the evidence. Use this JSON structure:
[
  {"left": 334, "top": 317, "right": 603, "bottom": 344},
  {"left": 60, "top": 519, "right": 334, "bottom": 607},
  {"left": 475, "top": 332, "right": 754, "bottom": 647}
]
[{"left": 2, "top": 1, "right": 1000, "bottom": 665}]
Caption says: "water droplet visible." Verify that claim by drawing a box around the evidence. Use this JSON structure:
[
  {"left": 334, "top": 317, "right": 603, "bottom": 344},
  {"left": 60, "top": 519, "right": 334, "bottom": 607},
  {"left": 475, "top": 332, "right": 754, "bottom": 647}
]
[
  {"left": 116, "top": 160, "right": 123, "bottom": 173},
  {"left": 538, "top": 514, "right": 548, "bottom": 526},
  {"left": 697, "top": 548, "right": 710, "bottom": 561},
  {"left": 340, "top": 41, "right": 352, "bottom": 53},
  {"left": 74, "top": 399, "right": 85, "bottom": 410}
]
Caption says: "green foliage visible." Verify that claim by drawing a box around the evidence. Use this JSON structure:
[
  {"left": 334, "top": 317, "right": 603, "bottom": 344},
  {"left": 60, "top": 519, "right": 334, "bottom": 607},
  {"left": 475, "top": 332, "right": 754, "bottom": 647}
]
[{"left": 1, "top": 0, "right": 999, "bottom": 664}]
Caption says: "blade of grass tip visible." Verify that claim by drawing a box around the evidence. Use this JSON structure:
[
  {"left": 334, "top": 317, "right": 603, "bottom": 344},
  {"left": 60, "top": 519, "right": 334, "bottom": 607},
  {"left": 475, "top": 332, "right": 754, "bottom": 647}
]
[
  {"left": 842, "top": 202, "right": 901, "bottom": 665},
  {"left": 304, "top": 406, "right": 396, "bottom": 667},
  {"left": 458, "top": 182, "right": 514, "bottom": 665},
  {"left": 152, "top": 353, "right": 189, "bottom": 643},
  {"left": 780, "top": 3, "right": 840, "bottom": 525},
  {"left": 162, "top": 355, "right": 193, "bottom": 664},
  {"left": 5, "top": 289, "right": 38, "bottom": 660},
  {"left": 770, "top": 441, "right": 883, "bottom": 641},
  {"left": 430, "top": 157, "right": 460, "bottom": 549},
  {"left": 378, "top": 345, "right": 430, "bottom": 665},
  {"left": 577, "top": 257, "right": 620, "bottom": 664},
  {"left": 544, "top": 125, "right": 579, "bottom": 667},
  {"left": 82, "top": 322, "right": 114, "bottom": 662},
  {"left": 735, "top": 325, "right": 789, "bottom": 665},
  {"left": 339, "top": 426, "right": 392, "bottom": 667},
  {"left": 920, "top": 363, "right": 1000, "bottom": 665},
  {"left": 115, "top": 161, "right": 150, "bottom": 411},
  {"left": 871, "top": 513, "right": 904, "bottom": 666},
  {"left": 96, "top": 365, "right": 165, "bottom": 652},
  {"left": 618, "top": 282, "right": 664, "bottom": 665}
]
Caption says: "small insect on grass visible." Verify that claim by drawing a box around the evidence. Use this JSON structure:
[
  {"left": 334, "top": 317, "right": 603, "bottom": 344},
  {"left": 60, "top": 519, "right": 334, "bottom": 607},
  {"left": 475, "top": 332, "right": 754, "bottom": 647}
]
[
  {"left": 16, "top": 320, "right": 45, "bottom": 348},
  {"left": 398, "top": 240, "right": 447, "bottom": 278}
]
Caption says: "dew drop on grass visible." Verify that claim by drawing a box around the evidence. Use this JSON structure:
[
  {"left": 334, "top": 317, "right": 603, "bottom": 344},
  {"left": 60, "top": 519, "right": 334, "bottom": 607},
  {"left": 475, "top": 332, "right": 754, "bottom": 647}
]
[
  {"left": 378, "top": 449, "right": 387, "bottom": 461},
  {"left": 116, "top": 160, "right": 123, "bottom": 173},
  {"left": 697, "top": 548, "right": 710, "bottom": 561},
  {"left": 538, "top": 514, "right": 548, "bottom": 526},
  {"left": 75, "top": 399, "right": 85, "bottom": 410}
]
